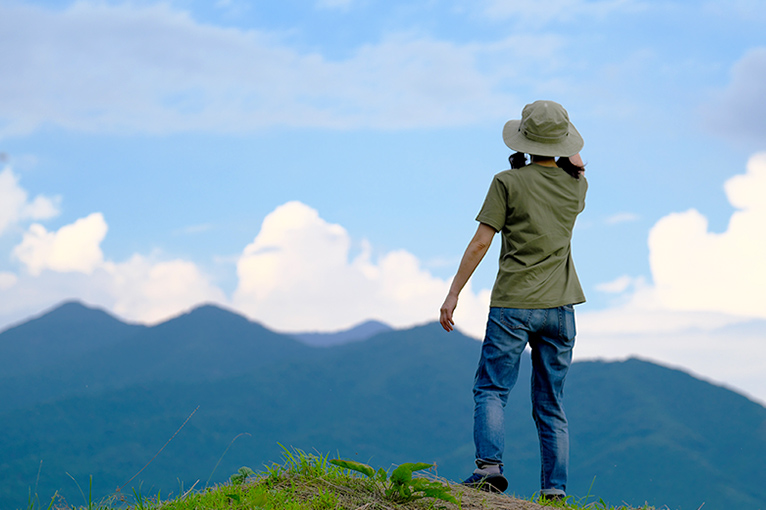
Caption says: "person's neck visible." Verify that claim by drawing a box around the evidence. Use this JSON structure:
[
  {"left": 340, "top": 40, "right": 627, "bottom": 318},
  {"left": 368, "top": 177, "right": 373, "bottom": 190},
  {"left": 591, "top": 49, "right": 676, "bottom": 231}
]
[{"left": 534, "top": 159, "right": 557, "bottom": 167}]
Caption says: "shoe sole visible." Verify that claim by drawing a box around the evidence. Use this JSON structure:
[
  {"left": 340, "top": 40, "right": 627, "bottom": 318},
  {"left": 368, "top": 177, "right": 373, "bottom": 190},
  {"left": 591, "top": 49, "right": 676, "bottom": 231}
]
[{"left": 462, "top": 474, "right": 508, "bottom": 493}]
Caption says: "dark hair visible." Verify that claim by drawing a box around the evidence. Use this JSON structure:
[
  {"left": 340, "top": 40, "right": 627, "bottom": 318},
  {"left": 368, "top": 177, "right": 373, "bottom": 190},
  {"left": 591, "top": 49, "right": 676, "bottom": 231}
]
[
  {"left": 509, "top": 152, "right": 585, "bottom": 179},
  {"left": 509, "top": 151, "right": 527, "bottom": 169}
]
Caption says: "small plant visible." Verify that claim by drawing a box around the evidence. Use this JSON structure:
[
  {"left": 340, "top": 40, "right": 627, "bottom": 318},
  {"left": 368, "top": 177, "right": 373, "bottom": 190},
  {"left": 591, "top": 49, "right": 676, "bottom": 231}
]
[
  {"left": 329, "top": 458, "right": 457, "bottom": 504},
  {"left": 25, "top": 491, "right": 56, "bottom": 510},
  {"left": 131, "top": 485, "right": 161, "bottom": 510},
  {"left": 277, "top": 443, "right": 337, "bottom": 480},
  {"left": 230, "top": 466, "right": 255, "bottom": 485}
]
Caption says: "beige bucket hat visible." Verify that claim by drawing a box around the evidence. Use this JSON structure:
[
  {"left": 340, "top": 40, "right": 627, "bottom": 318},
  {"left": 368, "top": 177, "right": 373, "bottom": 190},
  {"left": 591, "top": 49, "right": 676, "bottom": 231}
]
[{"left": 502, "top": 100, "right": 584, "bottom": 157}]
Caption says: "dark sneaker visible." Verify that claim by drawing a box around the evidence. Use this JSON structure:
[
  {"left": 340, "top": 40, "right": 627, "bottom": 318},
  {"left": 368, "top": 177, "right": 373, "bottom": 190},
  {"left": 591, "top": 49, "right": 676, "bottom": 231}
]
[
  {"left": 461, "top": 472, "right": 508, "bottom": 493},
  {"left": 539, "top": 493, "right": 566, "bottom": 502}
]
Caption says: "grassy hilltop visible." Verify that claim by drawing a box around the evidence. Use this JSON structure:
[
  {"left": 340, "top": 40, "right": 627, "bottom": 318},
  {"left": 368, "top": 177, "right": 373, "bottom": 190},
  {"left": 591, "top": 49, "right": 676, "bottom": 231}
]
[{"left": 27, "top": 447, "right": 659, "bottom": 510}]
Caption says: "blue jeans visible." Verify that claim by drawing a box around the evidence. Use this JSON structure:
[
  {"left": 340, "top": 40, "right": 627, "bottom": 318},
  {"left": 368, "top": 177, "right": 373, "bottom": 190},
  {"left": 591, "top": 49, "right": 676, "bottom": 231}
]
[{"left": 473, "top": 306, "right": 576, "bottom": 496}]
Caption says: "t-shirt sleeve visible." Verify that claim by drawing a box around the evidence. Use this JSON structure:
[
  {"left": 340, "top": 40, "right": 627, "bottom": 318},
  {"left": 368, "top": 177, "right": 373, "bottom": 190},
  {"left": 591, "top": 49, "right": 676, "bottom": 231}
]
[{"left": 475, "top": 175, "right": 508, "bottom": 232}]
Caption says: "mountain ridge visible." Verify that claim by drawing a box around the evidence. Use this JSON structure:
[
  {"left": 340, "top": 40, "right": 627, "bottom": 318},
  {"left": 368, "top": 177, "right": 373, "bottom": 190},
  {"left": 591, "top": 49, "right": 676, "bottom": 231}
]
[
  {"left": 0, "top": 300, "right": 147, "bottom": 378},
  {"left": 288, "top": 319, "right": 394, "bottom": 347}
]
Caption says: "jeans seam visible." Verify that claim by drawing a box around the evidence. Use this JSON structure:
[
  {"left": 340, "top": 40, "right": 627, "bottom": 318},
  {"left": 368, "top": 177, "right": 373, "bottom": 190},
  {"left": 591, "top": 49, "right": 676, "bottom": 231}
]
[
  {"left": 498, "top": 308, "right": 531, "bottom": 330},
  {"left": 557, "top": 305, "right": 576, "bottom": 341}
]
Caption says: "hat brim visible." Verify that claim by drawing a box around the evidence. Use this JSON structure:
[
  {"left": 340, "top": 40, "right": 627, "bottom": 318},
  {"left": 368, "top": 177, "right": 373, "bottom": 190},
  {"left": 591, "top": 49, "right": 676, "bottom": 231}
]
[{"left": 502, "top": 119, "right": 584, "bottom": 158}]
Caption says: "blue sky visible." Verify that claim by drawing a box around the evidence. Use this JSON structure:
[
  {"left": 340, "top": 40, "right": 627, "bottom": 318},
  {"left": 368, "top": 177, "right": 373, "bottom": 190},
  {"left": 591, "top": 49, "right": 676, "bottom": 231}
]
[{"left": 1, "top": 0, "right": 765, "bottom": 401}]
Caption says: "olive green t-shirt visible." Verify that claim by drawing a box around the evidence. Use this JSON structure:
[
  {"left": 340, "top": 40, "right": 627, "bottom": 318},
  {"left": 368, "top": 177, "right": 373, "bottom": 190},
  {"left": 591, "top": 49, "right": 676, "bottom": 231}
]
[{"left": 476, "top": 163, "right": 587, "bottom": 309}]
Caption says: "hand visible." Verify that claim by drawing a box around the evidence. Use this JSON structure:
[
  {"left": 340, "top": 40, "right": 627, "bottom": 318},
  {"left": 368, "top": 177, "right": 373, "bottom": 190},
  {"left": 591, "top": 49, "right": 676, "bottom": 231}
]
[{"left": 439, "top": 294, "right": 458, "bottom": 332}]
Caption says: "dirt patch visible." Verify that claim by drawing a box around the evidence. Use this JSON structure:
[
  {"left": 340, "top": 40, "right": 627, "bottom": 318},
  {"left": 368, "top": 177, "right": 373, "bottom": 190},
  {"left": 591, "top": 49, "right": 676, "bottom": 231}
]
[{"left": 450, "top": 483, "right": 547, "bottom": 510}]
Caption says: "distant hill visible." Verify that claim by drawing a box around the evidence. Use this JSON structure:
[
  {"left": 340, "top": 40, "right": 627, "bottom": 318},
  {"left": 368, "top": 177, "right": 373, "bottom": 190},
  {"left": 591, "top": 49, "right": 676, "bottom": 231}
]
[
  {"left": 288, "top": 319, "right": 393, "bottom": 347},
  {"left": 0, "top": 302, "right": 313, "bottom": 410},
  {"left": 1, "top": 301, "right": 764, "bottom": 510},
  {"left": 0, "top": 300, "right": 146, "bottom": 378}
]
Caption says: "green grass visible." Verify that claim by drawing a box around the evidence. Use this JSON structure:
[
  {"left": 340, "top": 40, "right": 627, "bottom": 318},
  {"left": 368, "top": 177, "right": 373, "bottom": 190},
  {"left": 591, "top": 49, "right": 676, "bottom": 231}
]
[{"left": 24, "top": 447, "right": 661, "bottom": 510}]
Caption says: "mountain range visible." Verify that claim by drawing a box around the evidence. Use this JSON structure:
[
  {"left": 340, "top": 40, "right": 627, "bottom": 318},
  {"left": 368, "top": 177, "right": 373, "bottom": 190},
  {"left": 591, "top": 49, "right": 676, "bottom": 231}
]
[{"left": 1, "top": 301, "right": 764, "bottom": 510}]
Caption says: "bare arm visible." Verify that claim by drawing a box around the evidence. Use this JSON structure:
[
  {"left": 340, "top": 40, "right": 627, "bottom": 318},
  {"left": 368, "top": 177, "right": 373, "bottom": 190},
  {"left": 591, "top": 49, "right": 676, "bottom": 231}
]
[
  {"left": 570, "top": 153, "right": 585, "bottom": 176},
  {"left": 439, "top": 222, "right": 496, "bottom": 332}
]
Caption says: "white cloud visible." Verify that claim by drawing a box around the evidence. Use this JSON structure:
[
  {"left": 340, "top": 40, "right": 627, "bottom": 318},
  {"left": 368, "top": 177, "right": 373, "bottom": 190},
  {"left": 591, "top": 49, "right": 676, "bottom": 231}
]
[
  {"left": 102, "top": 255, "right": 227, "bottom": 324},
  {"left": 604, "top": 212, "right": 639, "bottom": 225},
  {"left": 581, "top": 152, "right": 766, "bottom": 334},
  {"left": 3, "top": 200, "right": 489, "bottom": 336},
  {"left": 0, "top": 272, "right": 17, "bottom": 290},
  {"left": 232, "top": 201, "right": 490, "bottom": 335},
  {"left": 3, "top": 212, "right": 225, "bottom": 327},
  {"left": 0, "top": 2, "right": 548, "bottom": 136},
  {"left": 649, "top": 152, "right": 766, "bottom": 318},
  {"left": 579, "top": 272, "right": 766, "bottom": 404},
  {"left": 578, "top": 264, "right": 766, "bottom": 405},
  {"left": 13, "top": 213, "right": 107, "bottom": 275},
  {"left": 0, "top": 256, "right": 227, "bottom": 330},
  {"left": 576, "top": 152, "right": 766, "bottom": 404},
  {"left": 0, "top": 166, "right": 60, "bottom": 235},
  {"left": 594, "top": 274, "right": 636, "bottom": 293},
  {"left": 576, "top": 312, "right": 766, "bottom": 406},
  {"left": 579, "top": 283, "right": 747, "bottom": 336},
  {"left": 703, "top": 47, "right": 766, "bottom": 142}
]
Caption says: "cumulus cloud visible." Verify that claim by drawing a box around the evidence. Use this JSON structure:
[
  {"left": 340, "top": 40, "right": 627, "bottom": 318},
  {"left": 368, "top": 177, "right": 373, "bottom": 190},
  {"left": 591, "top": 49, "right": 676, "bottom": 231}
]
[
  {"left": 102, "top": 255, "right": 227, "bottom": 324},
  {"left": 577, "top": 153, "right": 766, "bottom": 403},
  {"left": 4, "top": 212, "right": 225, "bottom": 327},
  {"left": 584, "top": 152, "right": 766, "bottom": 331},
  {"left": 649, "top": 152, "right": 766, "bottom": 318},
  {"left": 703, "top": 47, "right": 766, "bottom": 142},
  {"left": 233, "top": 201, "right": 490, "bottom": 335},
  {"left": 13, "top": 213, "right": 107, "bottom": 275},
  {"left": 0, "top": 166, "right": 60, "bottom": 235},
  {"left": 0, "top": 1, "right": 548, "bottom": 136},
  {"left": 2, "top": 199, "right": 489, "bottom": 337},
  {"left": 0, "top": 272, "right": 17, "bottom": 290}
]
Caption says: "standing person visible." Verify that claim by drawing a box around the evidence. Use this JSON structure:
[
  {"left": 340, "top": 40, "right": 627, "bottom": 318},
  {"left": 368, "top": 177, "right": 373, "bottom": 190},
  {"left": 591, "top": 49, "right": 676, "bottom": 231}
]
[{"left": 439, "top": 100, "right": 587, "bottom": 501}]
